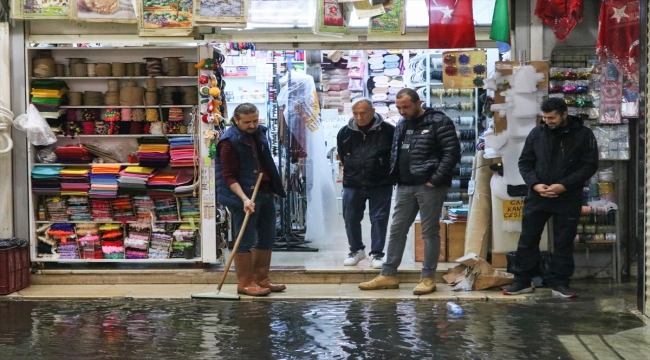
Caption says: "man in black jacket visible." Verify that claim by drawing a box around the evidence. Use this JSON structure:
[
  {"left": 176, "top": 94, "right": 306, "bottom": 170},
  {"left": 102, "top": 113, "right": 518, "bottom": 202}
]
[
  {"left": 504, "top": 98, "right": 598, "bottom": 298},
  {"left": 337, "top": 98, "right": 395, "bottom": 268},
  {"left": 359, "top": 88, "right": 461, "bottom": 295}
]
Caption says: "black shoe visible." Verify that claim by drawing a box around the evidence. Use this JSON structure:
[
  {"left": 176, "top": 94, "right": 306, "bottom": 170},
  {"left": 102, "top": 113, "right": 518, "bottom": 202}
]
[
  {"left": 551, "top": 284, "right": 578, "bottom": 298},
  {"left": 503, "top": 282, "right": 534, "bottom": 295}
]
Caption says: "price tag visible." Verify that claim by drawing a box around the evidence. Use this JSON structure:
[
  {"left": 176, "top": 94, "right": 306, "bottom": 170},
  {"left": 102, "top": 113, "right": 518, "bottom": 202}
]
[{"left": 467, "top": 180, "right": 476, "bottom": 195}]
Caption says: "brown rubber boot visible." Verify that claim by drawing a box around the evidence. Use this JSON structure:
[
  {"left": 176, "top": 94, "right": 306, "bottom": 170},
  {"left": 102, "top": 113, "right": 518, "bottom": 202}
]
[
  {"left": 234, "top": 252, "right": 271, "bottom": 296},
  {"left": 252, "top": 249, "right": 286, "bottom": 292}
]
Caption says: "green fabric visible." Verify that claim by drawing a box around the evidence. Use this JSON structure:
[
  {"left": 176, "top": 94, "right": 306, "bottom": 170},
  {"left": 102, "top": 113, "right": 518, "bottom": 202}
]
[
  {"left": 490, "top": 0, "right": 510, "bottom": 43},
  {"left": 31, "top": 79, "right": 69, "bottom": 90}
]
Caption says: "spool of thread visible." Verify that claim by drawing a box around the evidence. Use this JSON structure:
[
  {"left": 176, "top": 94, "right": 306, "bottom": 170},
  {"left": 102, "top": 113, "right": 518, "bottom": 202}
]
[
  {"left": 119, "top": 85, "right": 144, "bottom": 106},
  {"left": 459, "top": 116, "right": 474, "bottom": 126},
  {"left": 131, "top": 109, "right": 146, "bottom": 122},
  {"left": 446, "top": 192, "right": 462, "bottom": 201},
  {"left": 166, "top": 57, "right": 182, "bottom": 76},
  {"left": 145, "top": 91, "right": 159, "bottom": 106},
  {"left": 107, "top": 79, "right": 119, "bottom": 92},
  {"left": 66, "top": 109, "right": 77, "bottom": 121},
  {"left": 583, "top": 224, "right": 597, "bottom": 233},
  {"left": 461, "top": 192, "right": 470, "bottom": 200},
  {"left": 187, "top": 63, "right": 198, "bottom": 76},
  {"left": 146, "top": 78, "right": 158, "bottom": 91},
  {"left": 598, "top": 182, "right": 614, "bottom": 195},
  {"left": 56, "top": 64, "right": 65, "bottom": 77},
  {"left": 125, "top": 63, "right": 136, "bottom": 76},
  {"left": 71, "top": 63, "right": 88, "bottom": 77},
  {"left": 125, "top": 80, "right": 138, "bottom": 87},
  {"left": 68, "top": 92, "right": 83, "bottom": 106},
  {"left": 121, "top": 108, "right": 132, "bottom": 121},
  {"left": 144, "top": 58, "right": 163, "bottom": 77},
  {"left": 588, "top": 183, "right": 600, "bottom": 197},
  {"left": 182, "top": 86, "right": 198, "bottom": 105},
  {"left": 68, "top": 58, "right": 85, "bottom": 65},
  {"left": 81, "top": 121, "right": 95, "bottom": 134},
  {"left": 599, "top": 225, "right": 616, "bottom": 233},
  {"left": 460, "top": 156, "right": 474, "bottom": 164},
  {"left": 599, "top": 194, "right": 616, "bottom": 203},
  {"left": 145, "top": 108, "right": 159, "bottom": 122},
  {"left": 179, "top": 125, "right": 188, "bottom": 134},
  {"left": 94, "top": 120, "right": 108, "bottom": 135},
  {"left": 134, "top": 63, "right": 146, "bottom": 76},
  {"left": 598, "top": 169, "right": 615, "bottom": 182},
  {"left": 460, "top": 141, "right": 475, "bottom": 153},
  {"left": 130, "top": 121, "right": 143, "bottom": 134},
  {"left": 94, "top": 63, "right": 111, "bottom": 77},
  {"left": 104, "top": 91, "right": 120, "bottom": 106},
  {"left": 179, "top": 62, "right": 189, "bottom": 76},
  {"left": 459, "top": 166, "right": 473, "bottom": 177},
  {"left": 86, "top": 63, "right": 96, "bottom": 77},
  {"left": 84, "top": 91, "right": 104, "bottom": 106},
  {"left": 160, "top": 87, "right": 178, "bottom": 105},
  {"left": 112, "top": 62, "right": 126, "bottom": 77},
  {"left": 459, "top": 129, "right": 475, "bottom": 140},
  {"left": 118, "top": 121, "right": 131, "bottom": 134},
  {"left": 605, "top": 233, "right": 616, "bottom": 242}
]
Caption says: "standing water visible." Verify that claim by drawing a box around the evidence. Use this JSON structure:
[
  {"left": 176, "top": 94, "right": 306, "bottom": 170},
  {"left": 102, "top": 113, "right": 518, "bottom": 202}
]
[{"left": 0, "top": 296, "right": 643, "bottom": 359}]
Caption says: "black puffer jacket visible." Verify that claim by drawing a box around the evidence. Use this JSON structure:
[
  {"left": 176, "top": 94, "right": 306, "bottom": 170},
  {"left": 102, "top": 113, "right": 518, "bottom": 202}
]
[
  {"left": 337, "top": 114, "right": 395, "bottom": 188},
  {"left": 390, "top": 109, "right": 461, "bottom": 186},
  {"left": 518, "top": 115, "right": 598, "bottom": 200}
]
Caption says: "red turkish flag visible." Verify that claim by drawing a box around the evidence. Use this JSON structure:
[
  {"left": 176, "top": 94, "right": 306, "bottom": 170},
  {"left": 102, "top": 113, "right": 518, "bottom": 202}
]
[
  {"left": 427, "top": 0, "right": 476, "bottom": 49},
  {"left": 597, "top": 0, "right": 640, "bottom": 84},
  {"left": 534, "top": 0, "right": 583, "bottom": 42}
]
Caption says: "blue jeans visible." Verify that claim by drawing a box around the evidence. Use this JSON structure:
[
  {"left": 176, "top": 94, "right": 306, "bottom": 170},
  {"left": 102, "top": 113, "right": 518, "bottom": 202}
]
[
  {"left": 381, "top": 184, "right": 448, "bottom": 278},
  {"left": 228, "top": 191, "right": 276, "bottom": 253},
  {"left": 342, "top": 185, "right": 393, "bottom": 257}
]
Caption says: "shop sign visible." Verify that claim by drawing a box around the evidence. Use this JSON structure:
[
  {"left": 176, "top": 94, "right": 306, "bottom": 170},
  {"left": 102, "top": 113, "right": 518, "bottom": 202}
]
[{"left": 502, "top": 199, "right": 523, "bottom": 221}]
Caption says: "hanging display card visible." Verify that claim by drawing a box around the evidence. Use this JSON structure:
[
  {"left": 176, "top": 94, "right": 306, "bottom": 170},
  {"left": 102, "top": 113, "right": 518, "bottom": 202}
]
[
  {"left": 12, "top": 0, "right": 69, "bottom": 19},
  {"left": 248, "top": 0, "right": 310, "bottom": 25},
  {"left": 314, "top": 0, "right": 349, "bottom": 35},
  {"left": 368, "top": 0, "right": 404, "bottom": 36},
  {"left": 193, "top": 0, "right": 248, "bottom": 25},
  {"left": 138, "top": 0, "right": 195, "bottom": 37},
  {"left": 69, "top": 0, "right": 137, "bottom": 23},
  {"left": 441, "top": 50, "right": 486, "bottom": 89},
  {"left": 599, "top": 62, "right": 623, "bottom": 124}
]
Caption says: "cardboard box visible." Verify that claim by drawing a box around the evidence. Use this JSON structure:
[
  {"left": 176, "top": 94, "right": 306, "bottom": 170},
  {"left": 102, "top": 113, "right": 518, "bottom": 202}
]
[
  {"left": 447, "top": 221, "right": 467, "bottom": 261},
  {"left": 414, "top": 220, "right": 446, "bottom": 262}
]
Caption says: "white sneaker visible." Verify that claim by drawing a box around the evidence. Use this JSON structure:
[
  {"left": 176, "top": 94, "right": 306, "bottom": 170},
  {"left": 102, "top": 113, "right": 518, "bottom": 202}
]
[
  {"left": 343, "top": 250, "right": 366, "bottom": 266},
  {"left": 370, "top": 254, "right": 384, "bottom": 269}
]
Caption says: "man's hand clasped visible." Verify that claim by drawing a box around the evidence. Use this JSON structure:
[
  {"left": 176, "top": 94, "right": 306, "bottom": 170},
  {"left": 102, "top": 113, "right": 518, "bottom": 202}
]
[{"left": 533, "top": 183, "right": 566, "bottom": 198}]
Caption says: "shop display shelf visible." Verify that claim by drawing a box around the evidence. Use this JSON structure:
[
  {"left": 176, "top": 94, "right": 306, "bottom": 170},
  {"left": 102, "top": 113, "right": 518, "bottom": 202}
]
[
  {"left": 33, "top": 258, "right": 201, "bottom": 263},
  {"left": 38, "top": 76, "right": 197, "bottom": 80},
  {"left": 55, "top": 134, "right": 191, "bottom": 138},
  {"left": 60, "top": 105, "right": 195, "bottom": 109}
]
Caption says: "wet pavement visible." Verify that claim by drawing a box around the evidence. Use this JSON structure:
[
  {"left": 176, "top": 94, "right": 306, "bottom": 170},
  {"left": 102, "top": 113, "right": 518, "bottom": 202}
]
[{"left": 0, "top": 282, "right": 648, "bottom": 359}]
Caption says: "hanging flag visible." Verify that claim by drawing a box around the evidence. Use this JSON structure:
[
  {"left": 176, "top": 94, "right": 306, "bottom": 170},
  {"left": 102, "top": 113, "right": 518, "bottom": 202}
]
[
  {"left": 490, "top": 0, "right": 510, "bottom": 44},
  {"left": 596, "top": 0, "right": 640, "bottom": 84},
  {"left": 534, "top": 0, "right": 583, "bottom": 41},
  {"left": 426, "top": 0, "right": 476, "bottom": 49}
]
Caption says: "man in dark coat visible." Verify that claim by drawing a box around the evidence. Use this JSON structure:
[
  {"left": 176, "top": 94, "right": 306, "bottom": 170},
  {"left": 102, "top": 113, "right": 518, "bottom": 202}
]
[
  {"left": 216, "top": 103, "right": 287, "bottom": 297},
  {"left": 504, "top": 98, "right": 598, "bottom": 298},
  {"left": 359, "top": 88, "right": 461, "bottom": 295},
  {"left": 337, "top": 98, "right": 395, "bottom": 269}
]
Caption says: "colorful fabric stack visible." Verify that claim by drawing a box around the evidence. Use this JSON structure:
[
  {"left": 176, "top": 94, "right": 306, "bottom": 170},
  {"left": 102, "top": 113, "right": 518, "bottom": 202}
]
[
  {"left": 32, "top": 166, "right": 64, "bottom": 195},
  {"left": 118, "top": 166, "right": 155, "bottom": 195},
  {"left": 169, "top": 136, "right": 195, "bottom": 167},
  {"left": 171, "top": 224, "right": 196, "bottom": 258},
  {"left": 133, "top": 195, "right": 156, "bottom": 220},
  {"left": 90, "top": 199, "right": 113, "bottom": 221},
  {"left": 89, "top": 165, "right": 120, "bottom": 198},
  {"left": 448, "top": 208, "right": 469, "bottom": 222},
  {"left": 54, "top": 145, "right": 93, "bottom": 164},
  {"left": 47, "top": 223, "right": 78, "bottom": 259},
  {"left": 100, "top": 223, "right": 124, "bottom": 259},
  {"left": 154, "top": 198, "right": 178, "bottom": 221},
  {"left": 179, "top": 196, "right": 200, "bottom": 221},
  {"left": 30, "top": 79, "right": 68, "bottom": 132},
  {"left": 67, "top": 196, "right": 91, "bottom": 221},
  {"left": 111, "top": 195, "right": 137, "bottom": 222},
  {"left": 174, "top": 170, "right": 196, "bottom": 196},
  {"left": 148, "top": 223, "right": 173, "bottom": 259},
  {"left": 59, "top": 168, "right": 90, "bottom": 196},
  {"left": 45, "top": 196, "right": 69, "bottom": 221},
  {"left": 148, "top": 170, "right": 193, "bottom": 197},
  {"left": 137, "top": 137, "right": 170, "bottom": 168},
  {"left": 125, "top": 223, "right": 150, "bottom": 259}
]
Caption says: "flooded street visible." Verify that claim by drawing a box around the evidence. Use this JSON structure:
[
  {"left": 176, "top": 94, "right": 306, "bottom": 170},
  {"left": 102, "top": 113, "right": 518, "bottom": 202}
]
[{"left": 0, "top": 294, "right": 644, "bottom": 359}]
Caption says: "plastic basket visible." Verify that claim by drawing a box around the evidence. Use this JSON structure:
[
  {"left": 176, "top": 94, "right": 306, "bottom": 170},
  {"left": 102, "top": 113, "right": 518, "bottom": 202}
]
[{"left": 0, "top": 246, "right": 31, "bottom": 295}]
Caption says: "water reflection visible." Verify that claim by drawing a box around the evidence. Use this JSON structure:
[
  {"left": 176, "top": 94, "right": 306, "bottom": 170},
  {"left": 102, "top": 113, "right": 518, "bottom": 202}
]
[{"left": 0, "top": 298, "right": 643, "bottom": 359}]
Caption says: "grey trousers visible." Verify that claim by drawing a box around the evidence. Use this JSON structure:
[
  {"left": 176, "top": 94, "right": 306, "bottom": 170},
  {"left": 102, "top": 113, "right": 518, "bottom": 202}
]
[{"left": 380, "top": 184, "right": 448, "bottom": 279}]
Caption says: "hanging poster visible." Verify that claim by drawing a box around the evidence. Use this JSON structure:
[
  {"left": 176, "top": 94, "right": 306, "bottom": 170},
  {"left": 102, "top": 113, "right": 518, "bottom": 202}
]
[
  {"left": 248, "top": 0, "right": 310, "bottom": 25},
  {"left": 193, "top": 0, "right": 248, "bottom": 25},
  {"left": 314, "top": 0, "right": 349, "bottom": 35},
  {"left": 12, "top": 0, "right": 69, "bottom": 19},
  {"left": 69, "top": 0, "right": 137, "bottom": 23},
  {"left": 441, "top": 50, "right": 487, "bottom": 89},
  {"left": 368, "top": 0, "right": 404, "bottom": 36},
  {"left": 138, "top": 0, "right": 195, "bottom": 37}
]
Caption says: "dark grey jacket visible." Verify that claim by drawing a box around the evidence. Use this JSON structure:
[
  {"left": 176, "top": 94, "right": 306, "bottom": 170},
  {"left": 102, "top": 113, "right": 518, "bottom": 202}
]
[
  {"left": 337, "top": 114, "right": 395, "bottom": 188},
  {"left": 390, "top": 109, "right": 461, "bottom": 186},
  {"left": 518, "top": 115, "right": 598, "bottom": 200}
]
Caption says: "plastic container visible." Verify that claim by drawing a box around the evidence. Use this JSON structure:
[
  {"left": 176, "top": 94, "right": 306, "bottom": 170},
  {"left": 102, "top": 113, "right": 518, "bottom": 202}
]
[
  {"left": 446, "top": 302, "right": 462, "bottom": 316},
  {"left": 0, "top": 246, "right": 31, "bottom": 295}
]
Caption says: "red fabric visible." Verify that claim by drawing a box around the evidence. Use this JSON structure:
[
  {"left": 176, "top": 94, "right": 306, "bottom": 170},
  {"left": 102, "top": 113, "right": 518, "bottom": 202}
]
[
  {"left": 596, "top": 0, "right": 640, "bottom": 84},
  {"left": 426, "top": 0, "right": 476, "bottom": 49},
  {"left": 534, "top": 0, "right": 583, "bottom": 42}
]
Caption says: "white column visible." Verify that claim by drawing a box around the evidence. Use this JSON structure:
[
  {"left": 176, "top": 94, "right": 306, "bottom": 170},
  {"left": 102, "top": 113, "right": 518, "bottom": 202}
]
[{"left": 0, "top": 22, "right": 13, "bottom": 238}]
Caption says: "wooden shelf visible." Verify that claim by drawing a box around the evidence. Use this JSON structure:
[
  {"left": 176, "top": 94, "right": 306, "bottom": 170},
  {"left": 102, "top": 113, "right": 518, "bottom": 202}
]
[
  {"left": 34, "top": 76, "right": 197, "bottom": 80},
  {"left": 60, "top": 105, "right": 195, "bottom": 109},
  {"left": 27, "top": 46, "right": 198, "bottom": 51}
]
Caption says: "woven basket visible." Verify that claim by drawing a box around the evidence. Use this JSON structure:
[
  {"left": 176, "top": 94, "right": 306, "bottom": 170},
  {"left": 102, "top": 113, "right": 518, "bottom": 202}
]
[{"left": 33, "top": 58, "right": 57, "bottom": 77}]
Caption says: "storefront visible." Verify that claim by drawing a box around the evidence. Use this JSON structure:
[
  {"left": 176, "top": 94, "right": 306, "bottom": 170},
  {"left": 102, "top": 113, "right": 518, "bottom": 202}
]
[{"left": 0, "top": 1, "right": 647, "bottom": 316}]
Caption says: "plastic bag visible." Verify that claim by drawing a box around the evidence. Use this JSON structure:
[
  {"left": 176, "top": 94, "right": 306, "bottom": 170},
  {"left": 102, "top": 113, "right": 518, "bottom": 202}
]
[{"left": 13, "top": 104, "right": 57, "bottom": 146}]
